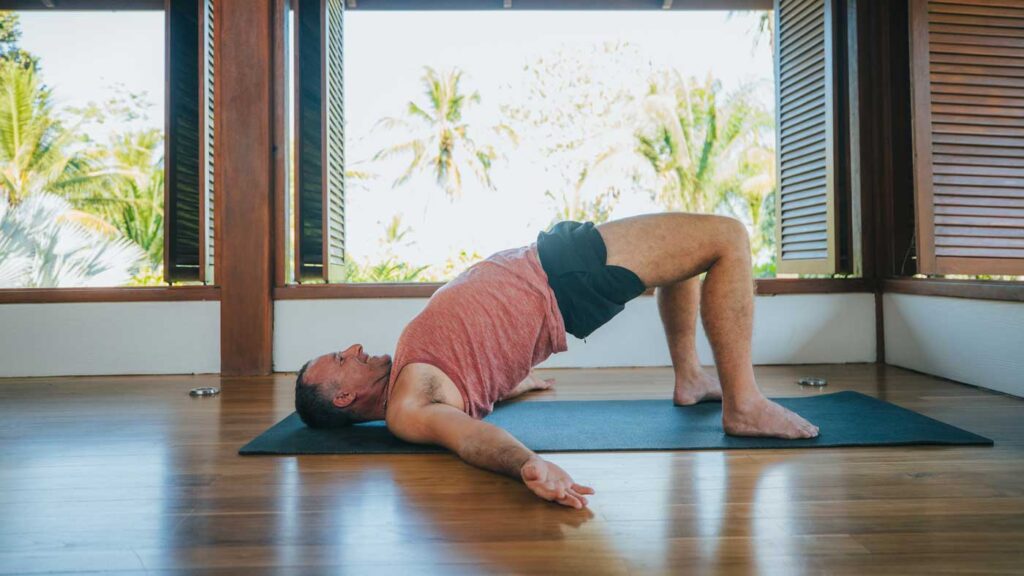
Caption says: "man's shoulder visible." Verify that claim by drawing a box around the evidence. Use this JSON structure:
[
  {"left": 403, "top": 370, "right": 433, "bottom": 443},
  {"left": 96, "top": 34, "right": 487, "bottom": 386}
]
[{"left": 387, "top": 362, "right": 466, "bottom": 416}]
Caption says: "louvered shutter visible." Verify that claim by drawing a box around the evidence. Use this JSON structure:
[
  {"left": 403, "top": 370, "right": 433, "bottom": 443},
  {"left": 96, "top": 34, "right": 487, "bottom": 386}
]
[
  {"left": 165, "top": 0, "right": 216, "bottom": 283},
  {"left": 201, "top": 0, "right": 215, "bottom": 283},
  {"left": 295, "top": 0, "right": 347, "bottom": 283},
  {"left": 774, "top": 0, "right": 842, "bottom": 274},
  {"left": 911, "top": 0, "right": 1024, "bottom": 276}
]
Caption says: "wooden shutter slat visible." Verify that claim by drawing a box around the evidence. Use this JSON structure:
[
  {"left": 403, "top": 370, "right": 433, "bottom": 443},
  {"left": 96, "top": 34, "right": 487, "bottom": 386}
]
[
  {"left": 934, "top": 153, "right": 1024, "bottom": 167},
  {"left": 935, "top": 185, "right": 1024, "bottom": 199},
  {"left": 934, "top": 174, "right": 1024, "bottom": 188},
  {"left": 931, "top": 42, "right": 1024, "bottom": 57},
  {"left": 931, "top": 21, "right": 1024, "bottom": 38},
  {"left": 937, "top": 225, "right": 1024, "bottom": 238},
  {"left": 933, "top": 0, "right": 1024, "bottom": 9},
  {"left": 929, "top": 3, "right": 1024, "bottom": 20},
  {"left": 931, "top": 32, "right": 1024, "bottom": 48},
  {"left": 781, "top": 141, "right": 828, "bottom": 167},
  {"left": 929, "top": 12, "right": 1024, "bottom": 30},
  {"left": 931, "top": 92, "right": 1024, "bottom": 108},
  {"left": 934, "top": 164, "right": 1024, "bottom": 178},
  {"left": 934, "top": 142, "right": 1024, "bottom": 157},
  {"left": 936, "top": 195, "right": 1024, "bottom": 208},
  {"left": 934, "top": 214, "right": 1024, "bottom": 227},
  {"left": 933, "top": 112, "right": 1024, "bottom": 126},
  {"left": 936, "top": 246, "right": 1024, "bottom": 257}
]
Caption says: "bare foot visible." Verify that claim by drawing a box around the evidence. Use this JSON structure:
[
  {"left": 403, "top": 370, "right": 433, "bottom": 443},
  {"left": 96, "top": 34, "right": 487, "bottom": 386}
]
[
  {"left": 722, "top": 396, "right": 819, "bottom": 439},
  {"left": 673, "top": 369, "right": 723, "bottom": 406},
  {"left": 525, "top": 373, "right": 555, "bottom": 392}
]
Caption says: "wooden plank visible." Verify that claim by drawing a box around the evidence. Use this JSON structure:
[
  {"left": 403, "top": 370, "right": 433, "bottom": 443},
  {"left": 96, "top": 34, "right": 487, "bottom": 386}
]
[
  {"left": 0, "top": 286, "right": 220, "bottom": 304},
  {"left": 883, "top": 277, "right": 1024, "bottom": 301},
  {"left": 217, "top": 0, "right": 275, "bottom": 375}
]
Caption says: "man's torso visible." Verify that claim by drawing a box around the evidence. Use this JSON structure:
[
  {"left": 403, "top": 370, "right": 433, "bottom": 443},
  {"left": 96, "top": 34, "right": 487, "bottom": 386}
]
[{"left": 384, "top": 243, "right": 567, "bottom": 419}]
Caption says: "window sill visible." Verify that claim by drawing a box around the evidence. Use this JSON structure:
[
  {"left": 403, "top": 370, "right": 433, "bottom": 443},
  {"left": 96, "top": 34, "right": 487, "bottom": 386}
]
[
  {"left": 883, "top": 278, "right": 1024, "bottom": 303},
  {"left": 0, "top": 286, "right": 220, "bottom": 304},
  {"left": 273, "top": 278, "right": 875, "bottom": 300}
]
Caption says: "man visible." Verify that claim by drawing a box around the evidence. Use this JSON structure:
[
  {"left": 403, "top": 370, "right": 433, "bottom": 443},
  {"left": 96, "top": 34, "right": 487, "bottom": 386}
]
[{"left": 295, "top": 213, "right": 819, "bottom": 509}]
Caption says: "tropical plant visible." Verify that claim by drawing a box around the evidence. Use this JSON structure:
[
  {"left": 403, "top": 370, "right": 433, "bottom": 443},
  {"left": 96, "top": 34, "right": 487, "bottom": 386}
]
[
  {"left": 501, "top": 41, "right": 649, "bottom": 225},
  {"left": 633, "top": 72, "right": 761, "bottom": 215},
  {"left": 544, "top": 186, "right": 621, "bottom": 227},
  {"left": 62, "top": 129, "right": 165, "bottom": 269},
  {"left": 0, "top": 61, "right": 98, "bottom": 207},
  {"left": 0, "top": 13, "right": 38, "bottom": 70},
  {"left": 340, "top": 255, "right": 431, "bottom": 283},
  {"left": 0, "top": 193, "right": 145, "bottom": 288},
  {"left": 371, "top": 65, "right": 514, "bottom": 200}
]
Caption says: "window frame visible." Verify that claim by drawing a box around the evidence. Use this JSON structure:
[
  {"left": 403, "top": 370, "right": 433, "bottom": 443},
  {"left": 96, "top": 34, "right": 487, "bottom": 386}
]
[{"left": 0, "top": 0, "right": 219, "bottom": 303}]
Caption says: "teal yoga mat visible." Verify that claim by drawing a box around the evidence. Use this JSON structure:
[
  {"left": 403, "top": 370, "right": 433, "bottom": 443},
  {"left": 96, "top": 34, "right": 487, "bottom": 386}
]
[{"left": 239, "top": 391, "right": 992, "bottom": 455}]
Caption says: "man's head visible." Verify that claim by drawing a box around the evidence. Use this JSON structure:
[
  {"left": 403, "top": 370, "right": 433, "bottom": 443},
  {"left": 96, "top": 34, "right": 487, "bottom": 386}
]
[{"left": 295, "top": 343, "right": 392, "bottom": 428}]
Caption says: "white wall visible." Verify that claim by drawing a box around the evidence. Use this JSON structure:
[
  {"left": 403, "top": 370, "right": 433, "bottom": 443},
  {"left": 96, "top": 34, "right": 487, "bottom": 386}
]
[
  {"left": 274, "top": 293, "right": 877, "bottom": 371},
  {"left": 0, "top": 302, "right": 220, "bottom": 377},
  {"left": 884, "top": 293, "right": 1024, "bottom": 398}
]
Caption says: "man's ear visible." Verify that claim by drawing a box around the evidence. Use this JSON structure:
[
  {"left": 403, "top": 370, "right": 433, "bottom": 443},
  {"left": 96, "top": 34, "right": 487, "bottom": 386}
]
[{"left": 332, "top": 391, "right": 356, "bottom": 409}]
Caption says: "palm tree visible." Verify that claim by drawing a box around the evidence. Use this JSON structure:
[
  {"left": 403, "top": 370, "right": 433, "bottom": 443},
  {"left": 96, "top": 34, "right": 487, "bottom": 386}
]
[
  {"left": 0, "top": 61, "right": 96, "bottom": 206},
  {"left": 0, "top": 193, "right": 145, "bottom": 288},
  {"left": 62, "top": 129, "right": 165, "bottom": 268},
  {"left": 634, "top": 72, "right": 758, "bottom": 215},
  {"left": 371, "top": 66, "right": 514, "bottom": 200}
]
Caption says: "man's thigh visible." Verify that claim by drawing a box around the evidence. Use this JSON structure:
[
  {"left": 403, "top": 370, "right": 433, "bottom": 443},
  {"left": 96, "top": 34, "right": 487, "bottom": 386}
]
[{"left": 595, "top": 212, "right": 743, "bottom": 288}]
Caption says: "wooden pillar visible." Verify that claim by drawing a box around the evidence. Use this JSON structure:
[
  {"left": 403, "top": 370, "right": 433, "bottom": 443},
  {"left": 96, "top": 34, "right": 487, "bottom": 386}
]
[{"left": 216, "top": 0, "right": 276, "bottom": 375}]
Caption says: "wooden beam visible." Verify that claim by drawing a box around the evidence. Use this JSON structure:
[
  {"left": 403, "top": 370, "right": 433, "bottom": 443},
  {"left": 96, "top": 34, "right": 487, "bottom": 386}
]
[
  {"left": 217, "top": 0, "right": 275, "bottom": 375},
  {"left": 0, "top": 286, "right": 219, "bottom": 304},
  {"left": 273, "top": 278, "right": 875, "bottom": 300},
  {"left": 3, "top": 0, "right": 164, "bottom": 8},
  {"left": 883, "top": 278, "right": 1024, "bottom": 303}
]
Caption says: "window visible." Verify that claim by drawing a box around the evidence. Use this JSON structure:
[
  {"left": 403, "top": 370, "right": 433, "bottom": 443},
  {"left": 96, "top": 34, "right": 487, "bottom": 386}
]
[
  {"left": 287, "top": 4, "right": 785, "bottom": 284},
  {"left": 0, "top": 3, "right": 214, "bottom": 289}
]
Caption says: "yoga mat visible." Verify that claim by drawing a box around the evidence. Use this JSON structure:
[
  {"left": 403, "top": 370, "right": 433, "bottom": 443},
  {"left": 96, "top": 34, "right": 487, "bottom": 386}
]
[{"left": 239, "top": 391, "right": 992, "bottom": 455}]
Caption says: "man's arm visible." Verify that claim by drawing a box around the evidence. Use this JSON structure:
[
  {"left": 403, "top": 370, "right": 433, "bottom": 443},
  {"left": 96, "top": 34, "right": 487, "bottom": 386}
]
[{"left": 387, "top": 400, "right": 594, "bottom": 509}]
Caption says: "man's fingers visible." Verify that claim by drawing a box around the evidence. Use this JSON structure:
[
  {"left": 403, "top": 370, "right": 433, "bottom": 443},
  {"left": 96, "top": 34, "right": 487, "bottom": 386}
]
[
  {"left": 572, "top": 483, "right": 596, "bottom": 495},
  {"left": 557, "top": 493, "right": 583, "bottom": 509},
  {"left": 567, "top": 488, "right": 589, "bottom": 507}
]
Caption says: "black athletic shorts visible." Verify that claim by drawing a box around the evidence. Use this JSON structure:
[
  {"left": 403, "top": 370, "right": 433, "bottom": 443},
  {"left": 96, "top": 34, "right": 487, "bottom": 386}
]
[{"left": 536, "top": 220, "right": 647, "bottom": 340}]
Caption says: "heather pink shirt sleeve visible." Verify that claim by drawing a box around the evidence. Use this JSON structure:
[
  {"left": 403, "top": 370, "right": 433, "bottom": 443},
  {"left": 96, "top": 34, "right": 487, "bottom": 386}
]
[{"left": 385, "top": 243, "right": 567, "bottom": 418}]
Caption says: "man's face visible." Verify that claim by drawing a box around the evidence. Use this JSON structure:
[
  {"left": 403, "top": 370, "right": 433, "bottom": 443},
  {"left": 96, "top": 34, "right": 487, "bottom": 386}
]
[{"left": 304, "top": 343, "right": 392, "bottom": 409}]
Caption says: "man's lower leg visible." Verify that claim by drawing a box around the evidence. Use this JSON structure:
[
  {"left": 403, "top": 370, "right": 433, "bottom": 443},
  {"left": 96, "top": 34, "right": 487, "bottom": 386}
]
[
  {"left": 699, "top": 223, "right": 818, "bottom": 439},
  {"left": 655, "top": 276, "right": 722, "bottom": 405}
]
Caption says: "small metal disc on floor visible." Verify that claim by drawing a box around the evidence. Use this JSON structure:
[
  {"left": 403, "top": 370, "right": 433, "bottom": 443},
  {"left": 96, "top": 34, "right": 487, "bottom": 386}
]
[
  {"left": 190, "top": 387, "right": 221, "bottom": 397},
  {"left": 798, "top": 377, "right": 827, "bottom": 387}
]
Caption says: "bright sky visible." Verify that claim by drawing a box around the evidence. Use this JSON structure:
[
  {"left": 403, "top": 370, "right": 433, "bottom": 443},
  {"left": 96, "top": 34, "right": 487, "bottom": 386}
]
[{"left": 17, "top": 9, "right": 772, "bottom": 274}]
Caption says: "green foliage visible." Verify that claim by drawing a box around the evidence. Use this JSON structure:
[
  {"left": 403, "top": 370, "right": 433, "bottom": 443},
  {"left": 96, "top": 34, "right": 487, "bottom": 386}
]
[
  {"left": 339, "top": 254, "right": 431, "bottom": 283},
  {"left": 0, "top": 61, "right": 97, "bottom": 206},
  {"left": 0, "top": 193, "right": 145, "bottom": 287},
  {"left": 61, "top": 101, "right": 165, "bottom": 269},
  {"left": 0, "top": 13, "right": 38, "bottom": 71},
  {"left": 0, "top": 45, "right": 164, "bottom": 286},
  {"left": 635, "top": 72, "right": 762, "bottom": 215},
  {"left": 371, "top": 66, "right": 515, "bottom": 200}
]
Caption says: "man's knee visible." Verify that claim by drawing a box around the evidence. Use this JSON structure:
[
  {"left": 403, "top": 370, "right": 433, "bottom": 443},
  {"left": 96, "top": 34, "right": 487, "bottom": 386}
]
[{"left": 709, "top": 215, "right": 750, "bottom": 257}]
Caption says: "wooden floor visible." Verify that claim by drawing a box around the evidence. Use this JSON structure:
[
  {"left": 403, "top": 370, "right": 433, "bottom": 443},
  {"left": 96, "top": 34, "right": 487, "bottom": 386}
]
[{"left": 0, "top": 364, "right": 1022, "bottom": 575}]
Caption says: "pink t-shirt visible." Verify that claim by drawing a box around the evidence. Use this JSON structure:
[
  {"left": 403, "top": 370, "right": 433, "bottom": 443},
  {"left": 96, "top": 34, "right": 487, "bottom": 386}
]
[{"left": 384, "top": 242, "right": 567, "bottom": 418}]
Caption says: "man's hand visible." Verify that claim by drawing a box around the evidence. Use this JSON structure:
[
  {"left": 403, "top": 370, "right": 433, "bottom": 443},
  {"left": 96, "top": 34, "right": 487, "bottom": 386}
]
[{"left": 520, "top": 456, "right": 595, "bottom": 509}]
